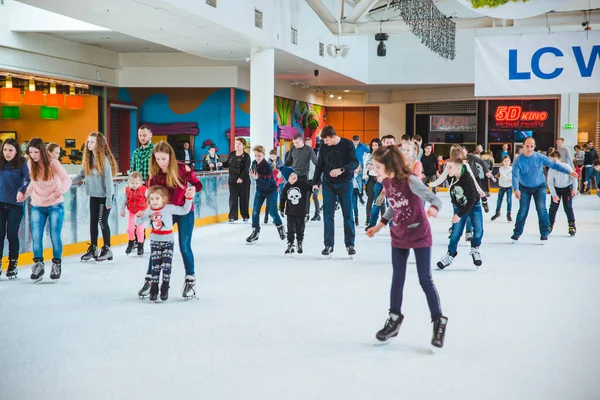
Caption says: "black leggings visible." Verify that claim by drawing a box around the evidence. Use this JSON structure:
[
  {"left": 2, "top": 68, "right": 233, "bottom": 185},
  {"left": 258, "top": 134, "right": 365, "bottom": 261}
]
[
  {"left": 365, "top": 176, "right": 377, "bottom": 219},
  {"left": 90, "top": 197, "right": 111, "bottom": 247}
]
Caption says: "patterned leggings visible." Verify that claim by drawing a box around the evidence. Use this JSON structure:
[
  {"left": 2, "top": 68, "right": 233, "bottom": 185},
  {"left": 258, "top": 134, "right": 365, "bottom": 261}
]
[{"left": 150, "top": 241, "right": 174, "bottom": 283}]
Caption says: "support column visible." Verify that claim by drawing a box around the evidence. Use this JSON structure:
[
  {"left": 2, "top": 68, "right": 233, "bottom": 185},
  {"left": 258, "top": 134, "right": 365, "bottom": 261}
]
[
  {"left": 250, "top": 47, "right": 275, "bottom": 153},
  {"left": 230, "top": 87, "right": 236, "bottom": 152},
  {"left": 559, "top": 93, "right": 579, "bottom": 147}
]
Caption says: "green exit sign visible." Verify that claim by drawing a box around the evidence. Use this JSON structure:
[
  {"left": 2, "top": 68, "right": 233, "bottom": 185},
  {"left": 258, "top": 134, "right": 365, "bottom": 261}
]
[{"left": 564, "top": 123, "right": 574, "bottom": 129}]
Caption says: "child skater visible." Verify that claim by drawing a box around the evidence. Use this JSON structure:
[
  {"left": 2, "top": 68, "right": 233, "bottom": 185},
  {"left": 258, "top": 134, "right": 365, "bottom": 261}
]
[
  {"left": 279, "top": 167, "right": 312, "bottom": 255},
  {"left": 491, "top": 155, "right": 513, "bottom": 222},
  {"left": 246, "top": 145, "right": 286, "bottom": 244},
  {"left": 366, "top": 146, "right": 448, "bottom": 348},
  {"left": 547, "top": 151, "right": 578, "bottom": 236},
  {"left": 135, "top": 185, "right": 195, "bottom": 301},
  {"left": 72, "top": 132, "right": 118, "bottom": 262},
  {"left": 120, "top": 171, "right": 148, "bottom": 256},
  {"left": 437, "top": 157, "right": 484, "bottom": 270}
]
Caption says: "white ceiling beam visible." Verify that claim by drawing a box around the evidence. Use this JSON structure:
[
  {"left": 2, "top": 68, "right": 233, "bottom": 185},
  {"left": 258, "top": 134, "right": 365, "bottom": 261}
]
[
  {"left": 344, "top": 0, "right": 379, "bottom": 23},
  {"left": 305, "top": 0, "right": 339, "bottom": 24}
]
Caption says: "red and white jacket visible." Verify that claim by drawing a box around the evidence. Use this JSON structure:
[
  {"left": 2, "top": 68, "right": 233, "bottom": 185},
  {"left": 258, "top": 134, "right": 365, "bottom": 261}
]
[{"left": 121, "top": 185, "right": 148, "bottom": 215}]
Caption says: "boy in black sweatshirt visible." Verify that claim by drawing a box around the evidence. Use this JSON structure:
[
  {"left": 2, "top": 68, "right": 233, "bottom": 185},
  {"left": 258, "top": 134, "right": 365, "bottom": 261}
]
[
  {"left": 421, "top": 143, "right": 439, "bottom": 192},
  {"left": 246, "top": 145, "right": 286, "bottom": 244},
  {"left": 279, "top": 166, "right": 313, "bottom": 255},
  {"left": 437, "top": 157, "right": 484, "bottom": 270}
]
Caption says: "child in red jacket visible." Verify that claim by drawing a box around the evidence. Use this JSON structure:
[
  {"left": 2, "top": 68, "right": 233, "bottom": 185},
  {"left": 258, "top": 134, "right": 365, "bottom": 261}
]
[{"left": 120, "top": 172, "right": 148, "bottom": 256}]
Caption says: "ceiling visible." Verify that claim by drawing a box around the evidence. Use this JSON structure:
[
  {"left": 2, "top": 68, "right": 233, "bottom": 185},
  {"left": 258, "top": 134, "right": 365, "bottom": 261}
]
[{"left": 43, "top": 31, "right": 181, "bottom": 53}]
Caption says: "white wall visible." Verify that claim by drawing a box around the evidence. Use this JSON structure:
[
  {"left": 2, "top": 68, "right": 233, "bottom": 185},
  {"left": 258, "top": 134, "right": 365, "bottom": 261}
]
[
  {"left": 379, "top": 103, "right": 406, "bottom": 138},
  {"left": 7, "top": 0, "right": 107, "bottom": 32}
]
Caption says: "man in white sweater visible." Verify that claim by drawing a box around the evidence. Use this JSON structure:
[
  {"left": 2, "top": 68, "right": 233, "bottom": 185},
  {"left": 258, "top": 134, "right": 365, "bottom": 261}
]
[{"left": 547, "top": 150, "right": 578, "bottom": 236}]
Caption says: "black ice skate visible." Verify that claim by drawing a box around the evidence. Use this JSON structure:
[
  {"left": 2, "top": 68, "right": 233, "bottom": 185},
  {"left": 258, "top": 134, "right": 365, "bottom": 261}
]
[
  {"left": 6, "top": 258, "right": 18, "bottom": 279},
  {"left": 437, "top": 252, "right": 455, "bottom": 270},
  {"left": 568, "top": 222, "right": 576, "bottom": 236},
  {"left": 297, "top": 241, "right": 303, "bottom": 254},
  {"left": 125, "top": 240, "right": 136, "bottom": 255},
  {"left": 96, "top": 245, "right": 113, "bottom": 262},
  {"left": 149, "top": 282, "right": 159, "bottom": 301},
  {"left": 376, "top": 313, "right": 404, "bottom": 342},
  {"left": 549, "top": 223, "right": 554, "bottom": 233},
  {"left": 311, "top": 214, "right": 321, "bottom": 222},
  {"left": 285, "top": 243, "right": 295, "bottom": 256},
  {"left": 346, "top": 246, "right": 356, "bottom": 257},
  {"left": 246, "top": 228, "right": 260, "bottom": 244},
  {"left": 50, "top": 259, "right": 62, "bottom": 280},
  {"left": 30, "top": 258, "right": 45, "bottom": 283},
  {"left": 276, "top": 225, "right": 286, "bottom": 240},
  {"left": 354, "top": 217, "right": 359, "bottom": 226},
  {"left": 481, "top": 198, "right": 489, "bottom": 213},
  {"left": 137, "top": 241, "right": 144, "bottom": 256},
  {"left": 138, "top": 275, "right": 152, "bottom": 298},
  {"left": 431, "top": 316, "right": 448, "bottom": 348},
  {"left": 491, "top": 212, "right": 500, "bottom": 221},
  {"left": 81, "top": 244, "right": 98, "bottom": 262},
  {"left": 540, "top": 236, "right": 548, "bottom": 244},
  {"left": 182, "top": 275, "right": 196, "bottom": 299},
  {"left": 469, "top": 247, "right": 482, "bottom": 268},
  {"left": 321, "top": 246, "right": 333, "bottom": 258},
  {"left": 160, "top": 280, "right": 170, "bottom": 301},
  {"left": 507, "top": 212, "right": 512, "bottom": 222}
]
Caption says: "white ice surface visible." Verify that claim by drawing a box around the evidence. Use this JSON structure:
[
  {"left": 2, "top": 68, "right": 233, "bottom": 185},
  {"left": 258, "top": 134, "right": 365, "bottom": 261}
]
[{"left": 1, "top": 193, "right": 599, "bottom": 400}]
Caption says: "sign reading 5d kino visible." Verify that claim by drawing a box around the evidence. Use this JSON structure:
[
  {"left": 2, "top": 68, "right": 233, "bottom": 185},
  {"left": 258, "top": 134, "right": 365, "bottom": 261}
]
[{"left": 474, "top": 32, "right": 600, "bottom": 96}]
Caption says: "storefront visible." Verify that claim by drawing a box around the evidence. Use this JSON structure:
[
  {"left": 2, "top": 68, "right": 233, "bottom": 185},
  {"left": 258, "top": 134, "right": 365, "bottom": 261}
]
[{"left": 578, "top": 94, "right": 600, "bottom": 150}]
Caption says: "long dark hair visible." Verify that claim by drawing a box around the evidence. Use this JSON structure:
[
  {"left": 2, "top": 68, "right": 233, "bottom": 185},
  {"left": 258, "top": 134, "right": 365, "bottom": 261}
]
[
  {"left": 372, "top": 146, "right": 412, "bottom": 182},
  {"left": 0, "top": 138, "right": 25, "bottom": 169},
  {"left": 27, "top": 137, "right": 54, "bottom": 181},
  {"left": 369, "top": 138, "right": 382, "bottom": 153}
]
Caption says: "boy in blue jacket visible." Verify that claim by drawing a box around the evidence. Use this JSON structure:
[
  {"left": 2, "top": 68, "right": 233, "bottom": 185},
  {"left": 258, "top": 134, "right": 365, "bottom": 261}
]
[{"left": 247, "top": 145, "right": 286, "bottom": 244}]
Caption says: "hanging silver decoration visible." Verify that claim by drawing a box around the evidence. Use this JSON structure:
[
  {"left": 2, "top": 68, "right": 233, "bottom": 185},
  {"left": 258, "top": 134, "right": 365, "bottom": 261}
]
[{"left": 390, "top": 0, "right": 456, "bottom": 60}]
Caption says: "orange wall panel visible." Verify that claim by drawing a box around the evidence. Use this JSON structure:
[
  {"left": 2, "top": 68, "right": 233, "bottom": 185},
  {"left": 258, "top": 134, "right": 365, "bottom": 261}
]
[
  {"left": 326, "top": 109, "right": 344, "bottom": 131},
  {"left": 363, "top": 130, "right": 380, "bottom": 144},
  {"left": 343, "top": 108, "right": 364, "bottom": 131},
  {"left": 344, "top": 131, "right": 363, "bottom": 142},
  {"left": 364, "top": 107, "right": 380, "bottom": 130}
]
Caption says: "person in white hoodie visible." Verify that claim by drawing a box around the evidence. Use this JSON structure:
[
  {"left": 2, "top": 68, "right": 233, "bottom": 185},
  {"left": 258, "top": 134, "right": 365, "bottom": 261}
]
[
  {"left": 491, "top": 155, "right": 513, "bottom": 222},
  {"left": 547, "top": 151, "right": 578, "bottom": 236}
]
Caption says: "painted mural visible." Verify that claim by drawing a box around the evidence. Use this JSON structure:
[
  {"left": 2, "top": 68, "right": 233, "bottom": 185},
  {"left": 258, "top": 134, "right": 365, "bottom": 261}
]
[{"left": 275, "top": 97, "right": 326, "bottom": 145}]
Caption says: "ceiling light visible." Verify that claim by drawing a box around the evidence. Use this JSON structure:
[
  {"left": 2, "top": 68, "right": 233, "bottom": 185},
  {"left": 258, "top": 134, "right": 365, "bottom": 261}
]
[
  {"left": 50, "top": 82, "right": 57, "bottom": 95},
  {"left": 376, "top": 32, "right": 388, "bottom": 57},
  {"left": 344, "top": 90, "right": 350, "bottom": 93},
  {"left": 337, "top": 96, "right": 342, "bottom": 100},
  {"left": 5, "top": 76, "right": 12, "bottom": 89},
  {"left": 329, "top": 94, "right": 334, "bottom": 98},
  {"left": 29, "top": 79, "right": 35, "bottom": 92}
]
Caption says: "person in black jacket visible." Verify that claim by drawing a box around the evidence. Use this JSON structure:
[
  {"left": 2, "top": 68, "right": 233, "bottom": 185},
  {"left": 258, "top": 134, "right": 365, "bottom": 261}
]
[
  {"left": 176, "top": 141, "right": 194, "bottom": 169},
  {"left": 311, "top": 125, "right": 359, "bottom": 257},
  {"left": 279, "top": 166, "right": 312, "bottom": 255},
  {"left": 437, "top": 157, "right": 484, "bottom": 270},
  {"left": 223, "top": 138, "right": 251, "bottom": 222},
  {"left": 583, "top": 141, "right": 599, "bottom": 193},
  {"left": 420, "top": 143, "right": 439, "bottom": 192}
]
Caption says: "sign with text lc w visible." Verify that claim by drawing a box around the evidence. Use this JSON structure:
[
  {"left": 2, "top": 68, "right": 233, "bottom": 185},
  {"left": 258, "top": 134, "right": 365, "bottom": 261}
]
[{"left": 474, "top": 32, "right": 600, "bottom": 96}]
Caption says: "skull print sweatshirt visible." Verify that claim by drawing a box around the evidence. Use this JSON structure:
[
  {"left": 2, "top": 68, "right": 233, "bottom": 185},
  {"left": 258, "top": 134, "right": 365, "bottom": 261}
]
[
  {"left": 448, "top": 165, "right": 480, "bottom": 218},
  {"left": 279, "top": 180, "right": 313, "bottom": 216}
]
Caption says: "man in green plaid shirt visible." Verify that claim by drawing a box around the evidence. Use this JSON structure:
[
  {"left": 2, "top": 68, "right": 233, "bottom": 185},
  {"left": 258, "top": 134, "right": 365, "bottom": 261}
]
[{"left": 130, "top": 125, "right": 154, "bottom": 182}]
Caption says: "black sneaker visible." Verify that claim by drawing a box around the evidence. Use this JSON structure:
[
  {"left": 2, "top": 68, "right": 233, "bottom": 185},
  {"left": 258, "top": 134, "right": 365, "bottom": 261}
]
[
  {"left": 491, "top": 213, "right": 500, "bottom": 221},
  {"left": 149, "top": 282, "right": 159, "bottom": 301},
  {"left": 160, "top": 280, "right": 170, "bottom": 301},
  {"left": 346, "top": 246, "right": 356, "bottom": 256},
  {"left": 285, "top": 243, "right": 295, "bottom": 256},
  {"left": 297, "top": 241, "right": 303, "bottom": 254},
  {"left": 321, "top": 246, "right": 333, "bottom": 257},
  {"left": 431, "top": 316, "right": 448, "bottom": 348},
  {"left": 376, "top": 313, "right": 404, "bottom": 342},
  {"left": 125, "top": 240, "right": 136, "bottom": 255}
]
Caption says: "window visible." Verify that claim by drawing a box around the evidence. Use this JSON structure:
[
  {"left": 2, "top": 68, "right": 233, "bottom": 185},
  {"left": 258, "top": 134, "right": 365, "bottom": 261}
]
[
  {"left": 319, "top": 42, "right": 324, "bottom": 57},
  {"left": 291, "top": 28, "right": 298, "bottom": 45},
  {"left": 205, "top": 0, "right": 216, "bottom": 7},
  {"left": 255, "top": 9, "right": 263, "bottom": 29}
]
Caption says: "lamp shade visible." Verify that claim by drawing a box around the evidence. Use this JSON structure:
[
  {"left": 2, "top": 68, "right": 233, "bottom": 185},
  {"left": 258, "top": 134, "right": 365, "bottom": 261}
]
[
  {"left": 0, "top": 88, "right": 22, "bottom": 104},
  {"left": 578, "top": 132, "right": 589, "bottom": 143},
  {"left": 46, "top": 94, "right": 65, "bottom": 108},
  {"left": 2, "top": 106, "right": 20, "bottom": 119},
  {"left": 40, "top": 106, "right": 59, "bottom": 120},
  {"left": 24, "top": 90, "right": 44, "bottom": 105},
  {"left": 65, "top": 95, "right": 84, "bottom": 110}
]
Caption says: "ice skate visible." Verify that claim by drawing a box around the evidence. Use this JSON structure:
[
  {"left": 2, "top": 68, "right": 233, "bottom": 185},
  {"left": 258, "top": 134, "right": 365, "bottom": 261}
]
[
  {"left": 321, "top": 246, "right": 333, "bottom": 258},
  {"left": 549, "top": 223, "right": 554, "bottom": 233},
  {"left": 481, "top": 198, "right": 489, "bottom": 213},
  {"left": 81, "top": 244, "right": 98, "bottom": 262},
  {"left": 160, "top": 280, "right": 170, "bottom": 302},
  {"left": 96, "top": 245, "right": 113, "bottom": 262},
  {"left": 375, "top": 313, "right": 404, "bottom": 342},
  {"left": 507, "top": 212, "right": 512, "bottom": 222},
  {"left": 182, "top": 275, "right": 196, "bottom": 299},
  {"left": 540, "top": 236, "right": 548, "bottom": 245},
  {"left": 285, "top": 243, "right": 295, "bottom": 256},
  {"left": 276, "top": 225, "right": 286, "bottom": 240},
  {"left": 568, "top": 222, "right": 576, "bottom": 236},
  {"left": 431, "top": 316, "right": 448, "bottom": 349},
  {"left": 125, "top": 240, "right": 136, "bottom": 255},
  {"left": 469, "top": 247, "right": 482, "bottom": 268},
  {"left": 297, "top": 241, "right": 303, "bottom": 254},
  {"left": 246, "top": 228, "right": 260, "bottom": 244},
  {"left": 346, "top": 246, "right": 356, "bottom": 258},
  {"left": 30, "top": 259, "right": 44, "bottom": 283},
  {"left": 311, "top": 214, "right": 321, "bottom": 222},
  {"left": 6, "top": 258, "right": 18, "bottom": 279},
  {"left": 491, "top": 212, "right": 500, "bottom": 221},
  {"left": 511, "top": 235, "right": 519, "bottom": 243},
  {"left": 149, "top": 282, "right": 159, "bottom": 301},
  {"left": 137, "top": 241, "right": 144, "bottom": 256},
  {"left": 437, "top": 252, "right": 455, "bottom": 270},
  {"left": 50, "top": 259, "right": 62, "bottom": 280},
  {"left": 465, "top": 231, "right": 473, "bottom": 242},
  {"left": 138, "top": 275, "right": 152, "bottom": 298},
  {"left": 354, "top": 217, "right": 359, "bottom": 226}
]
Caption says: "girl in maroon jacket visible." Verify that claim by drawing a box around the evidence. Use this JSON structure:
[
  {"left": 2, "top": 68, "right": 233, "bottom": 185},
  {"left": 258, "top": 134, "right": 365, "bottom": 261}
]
[
  {"left": 137, "top": 141, "right": 203, "bottom": 299},
  {"left": 120, "top": 171, "right": 148, "bottom": 256},
  {"left": 367, "top": 146, "right": 448, "bottom": 349}
]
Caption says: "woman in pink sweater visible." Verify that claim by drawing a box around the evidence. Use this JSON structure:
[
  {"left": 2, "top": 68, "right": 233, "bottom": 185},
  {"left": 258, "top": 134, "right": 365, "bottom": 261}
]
[{"left": 24, "top": 138, "right": 72, "bottom": 283}]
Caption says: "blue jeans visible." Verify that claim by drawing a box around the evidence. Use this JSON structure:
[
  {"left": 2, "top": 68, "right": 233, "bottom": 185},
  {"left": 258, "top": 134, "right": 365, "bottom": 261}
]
[
  {"left": 31, "top": 203, "right": 65, "bottom": 260},
  {"left": 448, "top": 203, "right": 483, "bottom": 254},
  {"left": 513, "top": 184, "right": 550, "bottom": 239},
  {"left": 0, "top": 202, "right": 25, "bottom": 259},
  {"left": 252, "top": 190, "right": 281, "bottom": 228},
  {"left": 322, "top": 180, "right": 355, "bottom": 248},
  {"left": 355, "top": 174, "right": 364, "bottom": 196},
  {"left": 369, "top": 181, "right": 385, "bottom": 226},
  {"left": 584, "top": 166, "right": 597, "bottom": 189},
  {"left": 495, "top": 187, "right": 513, "bottom": 214},
  {"left": 352, "top": 188, "right": 359, "bottom": 220},
  {"left": 146, "top": 210, "right": 196, "bottom": 276}
]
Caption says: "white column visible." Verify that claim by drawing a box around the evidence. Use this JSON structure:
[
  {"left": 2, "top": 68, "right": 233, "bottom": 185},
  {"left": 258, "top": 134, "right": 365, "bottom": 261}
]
[
  {"left": 559, "top": 93, "right": 579, "bottom": 147},
  {"left": 250, "top": 47, "right": 275, "bottom": 154}
]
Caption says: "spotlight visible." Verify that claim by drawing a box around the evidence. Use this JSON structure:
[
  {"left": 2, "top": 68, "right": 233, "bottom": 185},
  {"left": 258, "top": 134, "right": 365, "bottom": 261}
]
[
  {"left": 329, "top": 94, "right": 334, "bottom": 98},
  {"left": 375, "top": 32, "right": 388, "bottom": 57}
]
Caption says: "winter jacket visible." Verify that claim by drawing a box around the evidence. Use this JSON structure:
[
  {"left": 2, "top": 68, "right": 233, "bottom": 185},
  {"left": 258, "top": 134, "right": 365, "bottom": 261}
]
[
  {"left": 0, "top": 160, "right": 30, "bottom": 206},
  {"left": 449, "top": 165, "right": 480, "bottom": 218},
  {"left": 121, "top": 185, "right": 148, "bottom": 215},
  {"left": 147, "top": 162, "right": 203, "bottom": 208},
  {"left": 252, "top": 159, "right": 278, "bottom": 194},
  {"left": 25, "top": 159, "right": 72, "bottom": 207},
  {"left": 279, "top": 180, "right": 313, "bottom": 216}
]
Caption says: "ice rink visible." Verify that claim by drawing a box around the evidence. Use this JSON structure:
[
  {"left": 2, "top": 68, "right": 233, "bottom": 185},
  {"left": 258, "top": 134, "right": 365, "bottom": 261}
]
[{"left": 1, "top": 192, "right": 599, "bottom": 400}]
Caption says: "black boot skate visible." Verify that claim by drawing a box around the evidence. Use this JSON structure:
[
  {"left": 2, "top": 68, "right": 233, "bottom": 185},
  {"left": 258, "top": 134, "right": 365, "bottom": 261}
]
[
  {"left": 276, "top": 224, "right": 286, "bottom": 240},
  {"left": 549, "top": 223, "right": 554, "bottom": 234},
  {"left": 481, "top": 198, "right": 489, "bottom": 213},
  {"left": 321, "top": 246, "right": 333, "bottom": 258},
  {"left": 354, "top": 217, "right": 359, "bottom": 226},
  {"left": 376, "top": 313, "right": 404, "bottom": 342},
  {"left": 149, "top": 282, "right": 159, "bottom": 301},
  {"left": 125, "top": 240, "right": 136, "bottom": 255},
  {"left": 246, "top": 228, "right": 260, "bottom": 244},
  {"left": 97, "top": 245, "right": 113, "bottom": 262},
  {"left": 81, "top": 244, "right": 98, "bottom": 262},
  {"left": 182, "top": 275, "right": 196, "bottom": 299},
  {"left": 160, "top": 280, "right": 170, "bottom": 301},
  {"left": 491, "top": 212, "right": 500, "bottom": 221},
  {"left": 30, "top": 258, "right": 45, "bottom": 283},
  {"left": 431, "top": 316, "right": 449, "bottom": 348},
  {"left": 311, "top": 214, "right": 321, "bottom": 222},
  {"left": 6, "top": 258, "right": 18, "bottom": 279},
  {"left": 347, "top": 246, "right": 356, "bottom": 257},
  {"left": 50, "top": 259, "right": 62, "bottom": 280},
  {"left": 568, "top": 222, "right": 576, "bottom": 236},
  {"left": 137, "top": 240, "right": 144, "bottom": 256},
  {"left": 297, "top": 241, "right": 303, "bottom": 254},
  {"left": 285, "top": 242, "right": 295, "bottom": 256},
  {"left": 507, "top": 212, "right": 512, "bottom": 222},
  {"left": 138, "top": 275, "right": 152, "bottom": 298}
]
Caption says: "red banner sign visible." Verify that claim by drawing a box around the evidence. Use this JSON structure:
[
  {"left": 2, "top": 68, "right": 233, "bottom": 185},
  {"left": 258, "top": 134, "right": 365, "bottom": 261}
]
[
  {"left": 430, "top": 115, "right": 477, "bottom": 132},
  {"left": 494, "top": 105, "right": 548, "bottom": 129}
]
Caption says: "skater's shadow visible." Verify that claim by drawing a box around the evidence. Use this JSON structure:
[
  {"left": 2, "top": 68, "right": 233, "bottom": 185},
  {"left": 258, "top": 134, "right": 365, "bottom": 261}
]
[
  {"left": 433, "top": 269, "right": 478, "bottom": 273},
  {"left": 366, "top": 342, "right": 434, "bottom": 355}
]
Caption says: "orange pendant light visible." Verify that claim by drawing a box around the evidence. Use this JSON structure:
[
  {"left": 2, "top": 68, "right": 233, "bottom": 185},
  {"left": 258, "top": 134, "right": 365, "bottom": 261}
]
[
  {"left": 1, "top": 77, "right": 22, "bottom": 104},
  {"left": 24, "top": 79, "right": 44, "bottom": 105},
  {"left": 46, "top": 94, "right": 65, "bottom": 108},
  {"left": 66, "top": 95, "right": 84, "bottom": 109}
]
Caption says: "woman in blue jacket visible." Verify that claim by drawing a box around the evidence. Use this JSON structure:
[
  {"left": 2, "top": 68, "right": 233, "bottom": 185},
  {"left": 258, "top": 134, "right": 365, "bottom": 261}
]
[{"left": 0, "top": 138, "right": 30, "bottom": 278}]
